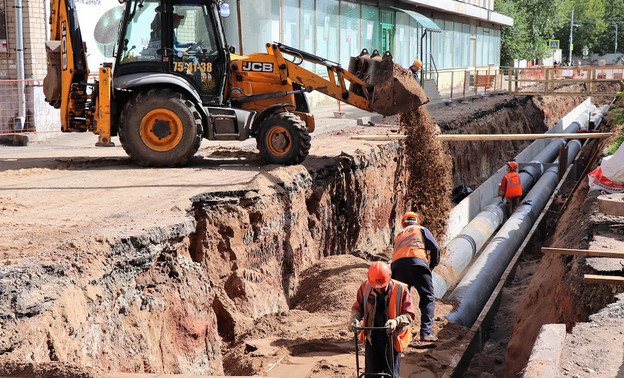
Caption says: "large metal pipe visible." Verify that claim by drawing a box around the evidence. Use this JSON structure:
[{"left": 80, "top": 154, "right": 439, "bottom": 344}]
[
  {"left": 445, "top": 137, "right": 584, "bottom": 327},
  {"left": 432, "top": 111, "right": 590, "bottom": 298}
]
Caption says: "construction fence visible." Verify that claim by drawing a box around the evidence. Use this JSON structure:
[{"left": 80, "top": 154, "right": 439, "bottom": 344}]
[{"left": 0, "top": 79, "right": 60, "bottom": 144}]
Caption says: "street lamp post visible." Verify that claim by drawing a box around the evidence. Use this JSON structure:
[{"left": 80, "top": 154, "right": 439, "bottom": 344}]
[
  {"left": 615, "top": 23, "right": 619, "bottom": 54},
  {"left": 568, "top": 7, "right": 580, "bottom": 64}
]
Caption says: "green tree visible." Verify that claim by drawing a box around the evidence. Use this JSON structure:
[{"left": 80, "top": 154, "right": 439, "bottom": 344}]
[{"left": 496, "top": 0, "right": 570, "bottom": 64}]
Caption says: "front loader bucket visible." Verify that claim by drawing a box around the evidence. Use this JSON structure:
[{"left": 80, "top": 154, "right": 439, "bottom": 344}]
[
  {"left": 348, "top": 49, "right": 429, "bottom": 116},
  {"left": 43, "top": 41, "right": 62, "bottom": 109}
]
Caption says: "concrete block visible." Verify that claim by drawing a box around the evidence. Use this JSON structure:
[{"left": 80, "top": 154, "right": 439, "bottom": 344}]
[
  {"left": 356, "top": 114, "right": 383, "bottom": 126},
  {"left": 523, "top": 323, "right": 566, "bottom": 378}
]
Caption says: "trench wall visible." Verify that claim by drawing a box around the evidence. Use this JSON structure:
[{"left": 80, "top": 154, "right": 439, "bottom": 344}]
[{"left": 0, "top": 94, "right": 591, "bottom": 376}]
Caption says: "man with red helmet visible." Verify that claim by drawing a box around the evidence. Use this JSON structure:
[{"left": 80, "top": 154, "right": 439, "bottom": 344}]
[
  {"left": 349, "top": 261, "right": 415, "bottom": 377},
  {"left": 391, "top": 211, "right": 440, "bottom": 342},
  {"left": 498, "top": 161, "right": 523, "bottom": 215}
]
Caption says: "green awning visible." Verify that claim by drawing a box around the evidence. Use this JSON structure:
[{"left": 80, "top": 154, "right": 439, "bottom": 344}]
[{"left": 392, "top": 7, "right": 442, "bottom": 33}]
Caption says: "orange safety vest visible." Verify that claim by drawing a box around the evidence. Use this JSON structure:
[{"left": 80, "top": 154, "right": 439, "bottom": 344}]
[
  {"left": 358, "top": 280, "right": 412, "bottom": 352},
  {"left": 504, "top": 171, "right": 522, "bottom": 198},
  {"left": 392, "top": 225, "right": 429, "bottom": 264}
]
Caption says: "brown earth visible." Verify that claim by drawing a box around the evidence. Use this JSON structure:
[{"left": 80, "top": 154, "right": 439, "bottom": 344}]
[{"left": 0, "top": 91, "right": 610, "bottom": 378}]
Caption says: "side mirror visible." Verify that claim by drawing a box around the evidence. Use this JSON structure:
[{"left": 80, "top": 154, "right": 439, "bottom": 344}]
[
  {"left": 228, "top": 46, "right": 236, "bottom": 54},
  {"left": 219, "top": 3, "right": 230, "bottom": 18}
]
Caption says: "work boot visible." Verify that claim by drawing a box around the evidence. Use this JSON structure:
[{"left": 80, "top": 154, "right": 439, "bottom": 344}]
[{"left": 421, "top": 333, "right": 438, "bottom": 342}]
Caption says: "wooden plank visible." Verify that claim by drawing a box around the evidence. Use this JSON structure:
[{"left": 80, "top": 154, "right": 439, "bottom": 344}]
[
  {"left": 584, "top": 274, "right": 624, "bottom": 285},
  {"left": 350, "top": 133, "right": 613, "bottom": 142},
  {"left": 542, "top": 247, "right": 624, "bottom": 259},
  {"left": 598, "top": 194, "right": 624, "bottom": 217}
]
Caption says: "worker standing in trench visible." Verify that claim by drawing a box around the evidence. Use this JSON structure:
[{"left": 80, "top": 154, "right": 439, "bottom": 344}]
[
  {"left": 391, "top": 212, "right": 440, "bottom": 342},
  {"left": 349, "top": 262, "right": 415, "bottom": 377},
  {"left": 498, "top": 161, "right": 523, "bottom": 215}
]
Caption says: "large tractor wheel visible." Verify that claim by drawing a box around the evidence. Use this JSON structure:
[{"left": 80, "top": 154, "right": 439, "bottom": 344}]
[
  {"left": 257, "top": 112, "right": 311, "bottom": 165},
  {"left": 119, "top": 88, "right": 202, "bottom": 167}
]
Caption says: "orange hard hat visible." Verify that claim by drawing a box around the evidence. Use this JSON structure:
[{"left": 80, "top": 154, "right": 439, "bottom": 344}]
[
  {"left": 368, "top": 262, "right": 392, "bottom": 289},
  {"left": 401, "top": 211, "right": 420, "bottom": 228},
  {"left": 507, "top": 161, "right": 518, "bottom": 171},
  {"left": 412, "top": 59, "right": 422, "bottom": 69}
]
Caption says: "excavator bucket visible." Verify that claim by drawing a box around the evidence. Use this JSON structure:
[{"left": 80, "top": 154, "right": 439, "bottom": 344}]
[{"left": 348, "top": 49, "right": 429, "bottom": 116}]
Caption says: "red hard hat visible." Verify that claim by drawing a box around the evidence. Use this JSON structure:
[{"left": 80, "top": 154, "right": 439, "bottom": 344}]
[
  {"left": 368, "top": 262, "right": 391, "bottom": 289},
  {"left": 507, "top": 161, "right": 518, "bottom": 171},
  {"left": 401, "top": 211, "right": 420, "bottom": 228}
]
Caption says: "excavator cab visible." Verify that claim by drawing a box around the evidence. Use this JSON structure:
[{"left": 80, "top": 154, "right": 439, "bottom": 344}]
[{"left": 115, "top": 0, "right": 228, "bottom": 105}]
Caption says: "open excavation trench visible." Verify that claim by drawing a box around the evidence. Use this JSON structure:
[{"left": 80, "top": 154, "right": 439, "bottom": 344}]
[{"left": 0, "top": 90, "right": 621, "bottom": 377}]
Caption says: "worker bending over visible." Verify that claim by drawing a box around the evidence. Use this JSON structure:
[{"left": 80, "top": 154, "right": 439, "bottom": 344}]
[
  {"left": 349, "top": 262, "right": 415, "bottom": 377},
  {"left": 498, "top": 161, "right": 522, "bottom": 215},
  {"left": 391, "top": 212, "right": 440, "bottom": 342},
  {"left": 409, "top": 59, "right": 422, "bottom": 84}
]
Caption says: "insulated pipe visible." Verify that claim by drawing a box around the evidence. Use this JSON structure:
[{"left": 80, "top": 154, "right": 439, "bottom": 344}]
[
  {"left": 14, "top": 0, "right": 26, "bottom": 130},
  {"left": 446, "top": 139, "right": 584, "bottom": 327},
  {"left": 432, "top": 111, "right": 591, "bottom": 298},
  {"left": 445, "top": 166, "right": 560, "bottom": 326}
]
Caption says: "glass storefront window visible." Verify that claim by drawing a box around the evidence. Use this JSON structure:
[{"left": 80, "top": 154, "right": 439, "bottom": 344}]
[
  {"left": 395, "top": 12, "right": 410, "bottom": 67},
  {"left": 300, "top": 0, "right": 315, "bottom": 70},
  {"left": 315, "top": 0, "right": 339, "bottom": 75},
  {"left": 339, "top": 2, "right": 360, "bottom": 67},
  {"left": 283, "top": 0, "right": 300, "bottom": 49},
  {"left": 240, "top": 0, "right": 279, "bottom": 55},
  {"left": 361, "top": 6, "right": 379, "bottom": 54}
]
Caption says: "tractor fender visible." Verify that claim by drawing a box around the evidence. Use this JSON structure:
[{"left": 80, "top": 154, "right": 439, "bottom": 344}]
[
  {"left": 252, "top": 103, "right": 296, "bottom": 135},
  {"left": 114, "top": 73, "right": 206, "bottom": 116}
]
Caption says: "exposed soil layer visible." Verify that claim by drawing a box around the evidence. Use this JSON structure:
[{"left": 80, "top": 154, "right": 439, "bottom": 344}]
[{"left": 0, "top": 93, "right": 597, "bottom": 377}]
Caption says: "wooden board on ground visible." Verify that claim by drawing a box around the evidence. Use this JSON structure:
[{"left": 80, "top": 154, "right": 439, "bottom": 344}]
[
  {"left": 542, "top": 247, "right": 624, "bottom": 258},
  {"left": 584, "top": 274, "right": 624, "bottom": 285},
  {"left": 598, "top": 193, "right": 624, "bottom": 217}
]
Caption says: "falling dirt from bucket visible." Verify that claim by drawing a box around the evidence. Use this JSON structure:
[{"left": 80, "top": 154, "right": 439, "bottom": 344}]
[{"left": 399, "top": 107, "right": 453, "bottom": 240}]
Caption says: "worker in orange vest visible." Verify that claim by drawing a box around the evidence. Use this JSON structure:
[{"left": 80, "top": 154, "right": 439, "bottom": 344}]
[
  {"left": 409, "top": 59, "right": 422, "bottom": 83},
  {"left": 498, "top": 161, "right": 523, "bottom": 215},
  {"left": 349, "top": 262, "right": 415, "bottom": 377},
  {"left": 391, "top": 212, "right": 440, "bottom": 342}
]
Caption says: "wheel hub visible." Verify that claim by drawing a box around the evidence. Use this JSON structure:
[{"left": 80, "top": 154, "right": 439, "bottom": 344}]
[
  {"left": 139, "top": 109, "right": 184, "bottom": 152},
  {"left": 152, "top": 120, "right": 172, "bottom": 139},
  {"left": 267, "top": 126, "right": 290, "bottom": 155}
]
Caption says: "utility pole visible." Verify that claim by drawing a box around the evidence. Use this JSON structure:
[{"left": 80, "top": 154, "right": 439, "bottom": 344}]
[
  {"left": 568, "top": 6, "right": 575, "bottom": 64},
  {"left": 615, "top": 23, "right": 619, "bottom": 54}
]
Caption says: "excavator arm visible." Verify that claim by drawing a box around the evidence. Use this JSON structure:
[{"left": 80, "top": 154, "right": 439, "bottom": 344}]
[
  {"left": 44, "top": 0, "right": 113, "bottom": 145},
  {"left": 268, "top": 43, "right": 427, "bottom": 116}
]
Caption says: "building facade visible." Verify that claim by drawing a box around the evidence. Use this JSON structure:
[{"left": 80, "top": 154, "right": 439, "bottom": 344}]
[{"left": 0, "top": 0, "right": 511, "bottom": 138}]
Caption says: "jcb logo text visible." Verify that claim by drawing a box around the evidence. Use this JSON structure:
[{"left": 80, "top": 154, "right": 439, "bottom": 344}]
[{"left": 242, "top": 62, "right": 273, "bottom": 72}]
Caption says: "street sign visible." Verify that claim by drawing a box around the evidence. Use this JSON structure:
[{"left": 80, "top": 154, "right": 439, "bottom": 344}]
[
  {"left": 549, "top": 40, "right": 560, "bottom": 49},
  {"left": 582, "top": 45, "right": 589, "bottom": 57}
]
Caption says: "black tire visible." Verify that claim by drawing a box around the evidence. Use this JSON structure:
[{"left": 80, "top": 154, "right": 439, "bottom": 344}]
[
  {"left": 119, "top": 88, "right": 202, "bottom": 167},
  {"left": 257, "top": 112, "right": 311, "bottom": 165}
]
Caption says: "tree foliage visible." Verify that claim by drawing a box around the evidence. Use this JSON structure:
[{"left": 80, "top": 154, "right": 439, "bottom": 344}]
[
  {"left": 497, "top": 0, "right": 623, "bottom": 64},
  {"left": 496, "top": 0, "right": 570, "bottom": 65}
]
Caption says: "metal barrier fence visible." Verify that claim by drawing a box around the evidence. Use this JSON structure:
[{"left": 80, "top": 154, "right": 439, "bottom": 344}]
[
  {"left": 431, "top": 66, "right": 508, "bottom": 103},
  {"left": 0, "top": 79, "right": 61, "bottom": 143},
  {"left": 507, "top": 65, "right": 624, "bottom": 96}
]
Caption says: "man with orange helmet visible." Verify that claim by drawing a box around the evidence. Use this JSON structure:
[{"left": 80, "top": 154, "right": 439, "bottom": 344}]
[
  {"left": 409, "top": 59, "right": 422, "bottom": 83},
  {"left": 391, "top": 211, "right": 440, "bottom": 342},
  {"left": 349, "top": 261, "right": 415, "bottom": 377},
  {"left": 498, "top": 161, "right": 522, "bottom": 215}
]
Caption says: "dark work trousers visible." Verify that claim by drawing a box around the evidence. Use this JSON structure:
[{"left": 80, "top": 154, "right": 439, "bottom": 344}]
[
  {"left": 505, "top": 196, "right": 521, "bottom": 216},
  {"left": 364, "top": 288, "right": 401, "bottom": 377},
  {"left": 392, "top": 265, "right": 435, "bottom": 336},
  {"left": 365, "top": 333, "right": 401, "bottom": 377}
]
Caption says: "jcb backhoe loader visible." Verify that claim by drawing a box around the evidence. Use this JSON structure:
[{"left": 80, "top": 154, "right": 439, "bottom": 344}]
[{"left": 44, "top": 0, "right": 427, "bottom": 167}]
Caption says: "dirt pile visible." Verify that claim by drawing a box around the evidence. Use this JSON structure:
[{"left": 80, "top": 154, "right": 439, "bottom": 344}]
[{"left": 399, "top": 107, "right": 453, "bottom": 239}]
